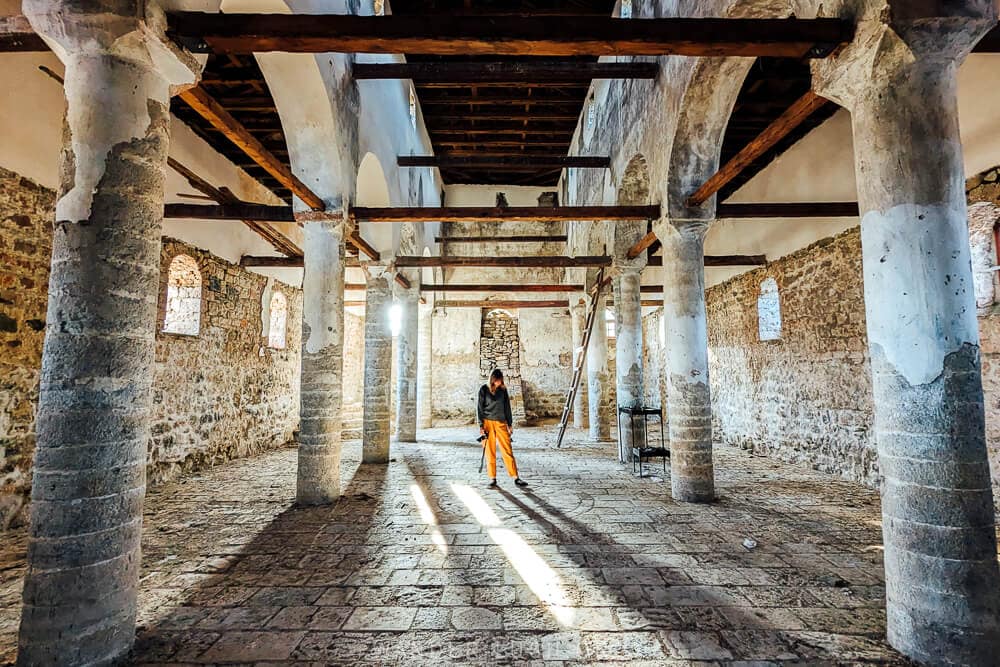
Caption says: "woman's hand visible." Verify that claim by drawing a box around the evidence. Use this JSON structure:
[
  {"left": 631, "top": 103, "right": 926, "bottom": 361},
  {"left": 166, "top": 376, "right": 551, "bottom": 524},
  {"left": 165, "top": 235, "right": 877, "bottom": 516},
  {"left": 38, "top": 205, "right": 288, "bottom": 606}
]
[
  {"left": 480, "top": 426, "right": 486, "bottom": 437},
  {"left": 506, "top": 424, "right": 513, "bottom": 436}
]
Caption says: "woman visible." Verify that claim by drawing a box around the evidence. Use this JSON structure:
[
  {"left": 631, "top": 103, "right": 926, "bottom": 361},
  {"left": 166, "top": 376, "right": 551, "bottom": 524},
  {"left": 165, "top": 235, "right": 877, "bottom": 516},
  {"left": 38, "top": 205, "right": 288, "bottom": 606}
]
[{"left": 478, "top": 369, "right": 528, "bottom": 488}]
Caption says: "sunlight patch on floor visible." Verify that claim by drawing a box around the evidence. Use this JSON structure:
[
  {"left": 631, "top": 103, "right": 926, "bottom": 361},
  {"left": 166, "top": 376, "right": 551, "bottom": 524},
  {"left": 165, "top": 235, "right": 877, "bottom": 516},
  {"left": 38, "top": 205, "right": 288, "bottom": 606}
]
[
  {"left": 410, "top": 483, "right": 448, "bottom": 555},
  {"left": 451, "top": 482, "right": 576, "bottom": 627}
]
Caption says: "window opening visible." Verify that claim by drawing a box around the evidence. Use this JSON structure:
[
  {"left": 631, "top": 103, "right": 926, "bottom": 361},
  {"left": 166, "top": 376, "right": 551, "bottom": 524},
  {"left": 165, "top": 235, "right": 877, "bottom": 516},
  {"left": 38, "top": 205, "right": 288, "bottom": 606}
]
[
  {"left": 268, "top": 291, "right": 288, "bottom": 349},
  {"left": 605, "top": 308, "right": 616, "bottom": 339},
  {"left": 163, "top": 254, "right": 201, "bottom": 336},
  {"left": 757, "top": 277, "right": 781, "bottom": 341},
  {"left": 389, "top": 303, "right": 403, "bottom": 336}
]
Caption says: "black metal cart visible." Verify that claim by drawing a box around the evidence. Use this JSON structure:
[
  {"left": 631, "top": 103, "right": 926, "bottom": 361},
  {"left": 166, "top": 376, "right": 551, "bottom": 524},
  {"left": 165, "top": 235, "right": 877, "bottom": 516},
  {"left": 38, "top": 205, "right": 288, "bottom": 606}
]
[{"left": 617, "top": 405, "right": 669, "bottom": 478}]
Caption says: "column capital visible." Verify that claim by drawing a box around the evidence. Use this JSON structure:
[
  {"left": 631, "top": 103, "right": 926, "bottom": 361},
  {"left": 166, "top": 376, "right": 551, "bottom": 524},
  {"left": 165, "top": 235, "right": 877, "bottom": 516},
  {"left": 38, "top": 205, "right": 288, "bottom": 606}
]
[
  {"left": 24, "top": 0, "right": 204, "bottom": 90},
  {"left": 812, "top": 2, "right": 997, "bottom": 109},
  {"left": 652, "top": 218, "right": 710, "bottom": 245}
]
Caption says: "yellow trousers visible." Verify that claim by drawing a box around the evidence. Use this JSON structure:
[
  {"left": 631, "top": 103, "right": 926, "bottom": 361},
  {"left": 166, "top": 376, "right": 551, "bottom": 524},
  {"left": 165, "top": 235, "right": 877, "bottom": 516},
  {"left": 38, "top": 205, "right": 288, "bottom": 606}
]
[{"left": 483, "top": 419, "right": 518, "bottom": 479}]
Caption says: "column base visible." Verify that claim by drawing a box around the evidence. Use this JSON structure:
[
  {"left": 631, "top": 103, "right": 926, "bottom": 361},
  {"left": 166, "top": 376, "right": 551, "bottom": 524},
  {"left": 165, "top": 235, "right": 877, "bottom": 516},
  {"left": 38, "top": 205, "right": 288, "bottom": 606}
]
[{"left": 671, "top": 477, "right": 715, "bottom": 503}]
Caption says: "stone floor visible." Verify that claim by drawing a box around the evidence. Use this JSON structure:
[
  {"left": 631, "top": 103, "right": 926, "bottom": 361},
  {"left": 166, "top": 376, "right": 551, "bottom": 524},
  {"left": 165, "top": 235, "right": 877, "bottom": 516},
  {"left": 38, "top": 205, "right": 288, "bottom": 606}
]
[{"left": 0, "top": 426, "right": 915, "bottom": 665}]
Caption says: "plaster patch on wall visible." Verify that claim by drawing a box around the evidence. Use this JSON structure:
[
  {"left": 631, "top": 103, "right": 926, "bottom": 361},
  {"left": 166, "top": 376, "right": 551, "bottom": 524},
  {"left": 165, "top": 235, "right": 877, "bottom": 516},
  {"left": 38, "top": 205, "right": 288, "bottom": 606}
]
[{"left": 861, "top": 202, "right": 979, "bottom": 386}]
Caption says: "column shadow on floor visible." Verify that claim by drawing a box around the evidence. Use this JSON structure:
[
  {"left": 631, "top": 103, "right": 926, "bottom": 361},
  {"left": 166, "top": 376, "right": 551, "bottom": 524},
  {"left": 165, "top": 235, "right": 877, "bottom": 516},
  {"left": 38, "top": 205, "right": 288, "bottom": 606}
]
[{"left": 131, "top": 459, "right": 390, "bottom": 663}]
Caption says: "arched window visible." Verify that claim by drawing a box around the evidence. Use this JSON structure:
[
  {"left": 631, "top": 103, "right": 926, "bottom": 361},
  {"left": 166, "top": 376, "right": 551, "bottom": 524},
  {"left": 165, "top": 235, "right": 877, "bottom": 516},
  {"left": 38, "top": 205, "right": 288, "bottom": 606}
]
[
  {"left": 757, "top": 277, "right": 781, "bottom": 341},
  {"left": 409, "top": 86, "right": 417, "bottom": 130},
  {"left": 163, "top": 254, "right": 201, "bottom": 336},
  {"left": 605, "top": 308, "right": 616, "bottom": 338},
  {"left": 268, "top": 291, "right": 288, "bottom": 349},
  {"left": 620, "top": 0, "right": 633, "bottom": 18}
]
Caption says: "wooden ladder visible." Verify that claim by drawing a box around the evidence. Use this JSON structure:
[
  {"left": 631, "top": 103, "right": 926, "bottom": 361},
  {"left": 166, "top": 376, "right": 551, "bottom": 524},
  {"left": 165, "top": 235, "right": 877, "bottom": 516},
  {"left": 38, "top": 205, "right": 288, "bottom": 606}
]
[{"left": 555, "top": 272, "right": 608, "bottom": 448}]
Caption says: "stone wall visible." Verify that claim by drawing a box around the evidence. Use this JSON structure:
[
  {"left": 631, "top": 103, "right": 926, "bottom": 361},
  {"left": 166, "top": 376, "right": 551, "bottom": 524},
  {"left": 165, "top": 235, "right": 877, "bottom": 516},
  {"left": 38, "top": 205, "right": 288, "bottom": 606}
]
[
  {"left": 519, "top": 309, "right": 574, "bottom": 421},
  {"left": 0, "top": 167, "right": 52, "bottom": 529},
  {"left": 0, "top": 162, "right": 304, "bottom": 529},
  {"left": 479, "top": 308, "right": 527, "bottom": 424},
  {"left": 968, "top": 166, "right": 1000, "bottom": 492},
  {"left": 705, "top": 227, "right": 878, "bottom": 487},
  {"left": 149, "top": 239, "right": 302, "bottom": 484},
  {"left": 431, "top": 306, "right": 482, "bottom": 423}
]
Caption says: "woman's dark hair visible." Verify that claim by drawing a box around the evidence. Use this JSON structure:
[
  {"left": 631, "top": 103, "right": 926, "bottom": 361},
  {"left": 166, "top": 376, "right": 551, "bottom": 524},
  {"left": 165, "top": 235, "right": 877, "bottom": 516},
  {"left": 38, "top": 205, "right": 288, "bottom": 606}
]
[{"left": 489, "top": 369, "right": 504, "bottom": 389}]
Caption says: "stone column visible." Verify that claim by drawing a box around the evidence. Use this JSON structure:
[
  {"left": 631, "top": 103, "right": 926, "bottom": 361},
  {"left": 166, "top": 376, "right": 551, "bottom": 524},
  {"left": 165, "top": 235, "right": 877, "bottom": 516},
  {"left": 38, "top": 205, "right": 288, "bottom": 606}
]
[
  {"left": 815, "top": 9, "right": 999, "bottom": 663},
  {"left": 614, "top": 266, "right": 645, "bottom": 461},
  {"left": 394, "top": 273, "right": 419, "bottom": 442},
  {"left": 570, "top": 299, "right": 589, "bottom": 429},
  {"left": 417, "top": 304, "right": 433, "bottom": 429},
  {"left": 17, "top": 2, "right": 200, "bottom": 663},
  {"left": 654, "top": 220, "right": 714, "bottom": 502},
  {"left": 586, "top": 292, "right": 612, "bottom": 441},
  {"left": 296, "top": 219, "right": 346, "bottom": 505},
  {"left": 362, "top": 267, "right": 393, "bottom": 463}
]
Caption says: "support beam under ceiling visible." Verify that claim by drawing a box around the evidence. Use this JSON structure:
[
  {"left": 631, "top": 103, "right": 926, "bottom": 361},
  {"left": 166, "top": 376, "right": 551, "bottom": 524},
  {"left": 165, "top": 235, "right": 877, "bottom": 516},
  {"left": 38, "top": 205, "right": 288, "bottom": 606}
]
[
  {"left": 687, "top": 91, "right": 831, "bottom": 207},
  {"left": 168, "top": 13, "right": 853, "bottom": 58}
]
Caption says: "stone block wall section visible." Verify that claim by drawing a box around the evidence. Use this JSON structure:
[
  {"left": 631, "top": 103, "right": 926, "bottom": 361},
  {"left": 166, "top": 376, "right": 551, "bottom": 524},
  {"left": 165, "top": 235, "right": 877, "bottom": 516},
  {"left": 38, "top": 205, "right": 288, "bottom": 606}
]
[
  {"left": 151, "top": 239, "right": 302, "bottom": 485},
  {"left": 0, "top": 165, "right": 304, "bottom": 529},
  {"left": 705, "top": 228, "right": 878, "bottom": 486},
  {"left": 699, "top": 222, "right": 1000, "bottom": 501},
  {"left": 0, "top": 167, "right": 53, "bottom": 530}
]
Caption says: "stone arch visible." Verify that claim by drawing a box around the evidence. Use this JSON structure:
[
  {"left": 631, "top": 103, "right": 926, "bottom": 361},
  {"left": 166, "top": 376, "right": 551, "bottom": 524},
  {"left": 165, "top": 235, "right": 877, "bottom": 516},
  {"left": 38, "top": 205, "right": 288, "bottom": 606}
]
[
  {"left": 162, "top": 254, "right": 202, "bottom": 336},
  {"left": 665, "top": 0, "right": 796, "bottom": 221},
  {"left": 357, "top": 152, "right": 393, "bottom": 254},
  {"left": 667, "top": 56, "right": 757, "bottom": 221},
  {"left": 614, "top": 154, "right": 651, "bottom": 256},
  {"left": 229, "top": 0, "right": 359, "bottom": 208}
]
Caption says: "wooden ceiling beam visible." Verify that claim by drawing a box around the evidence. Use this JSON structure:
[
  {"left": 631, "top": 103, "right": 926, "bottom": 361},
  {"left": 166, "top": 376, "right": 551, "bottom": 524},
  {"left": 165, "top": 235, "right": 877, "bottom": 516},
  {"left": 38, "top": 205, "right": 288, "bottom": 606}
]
[
  {"left": 422, "top": 284, "right": 583, "bottom": 292},
  {"left": 167, "top": 157, "right": 301, "bottom": 257},
  {"left": 687, "top": 91, "right": 831, "bottom": 207},
  {"left": 646, "top": 254, "right": 767, "bottom": 267},
  {"left": 165, "top": 202, "right": 294, "bottom": 221},
  {"left": 354, "top": 62, "right": 659, "bottom": 83},
  {"left": 176, "top": 87, "right": 380, "bottom": 260},
  {"left": 177, "top": 86, "right": 325, "bottom": 210},
  {"left": 437, "top": 235, "right": 568, "bottom": 243},
  {"left": 436, "top": 300, "right": 570, "bottom": 308},
  {"left": 398, "top": 156, "right": 609, "bottom": 169},
  {"left": 625, "top": 201, "right": 858, "bottom": 259},
  {"left": 169, "top": 13, "right": 853, "bottom": 58},
  {"left": 353, "top": 206, "right": 659, "bottom": 222},
  {"left": 395, "top": 256, "right": 612, "bottom": 268}
]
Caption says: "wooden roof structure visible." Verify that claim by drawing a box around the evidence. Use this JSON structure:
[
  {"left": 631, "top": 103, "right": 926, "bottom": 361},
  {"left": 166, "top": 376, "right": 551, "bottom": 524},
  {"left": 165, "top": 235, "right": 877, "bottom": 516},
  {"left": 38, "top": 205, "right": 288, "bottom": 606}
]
[{"left": 390, "top": 0, "right": 617, "bottom": 186}]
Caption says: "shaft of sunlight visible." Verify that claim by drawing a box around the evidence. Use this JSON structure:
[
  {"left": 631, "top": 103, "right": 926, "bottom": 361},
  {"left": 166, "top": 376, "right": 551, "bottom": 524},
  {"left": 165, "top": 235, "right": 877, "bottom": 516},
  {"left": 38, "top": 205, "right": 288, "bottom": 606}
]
[
  {"left": 410, "top": 483, "right": 448, "bottom": 555},
  {"left": 450, "top": 483, "right": 575, "bottom": 627}
]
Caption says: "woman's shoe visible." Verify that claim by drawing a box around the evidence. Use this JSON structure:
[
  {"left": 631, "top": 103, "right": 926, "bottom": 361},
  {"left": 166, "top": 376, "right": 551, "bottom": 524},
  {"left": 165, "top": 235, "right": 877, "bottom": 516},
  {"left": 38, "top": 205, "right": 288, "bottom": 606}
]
[
  {"left": 514, "top": 478, "right": 528, "bottom": 487},
  {"left": 487, "top": 479, "right": 498, "bottom": 488}
]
